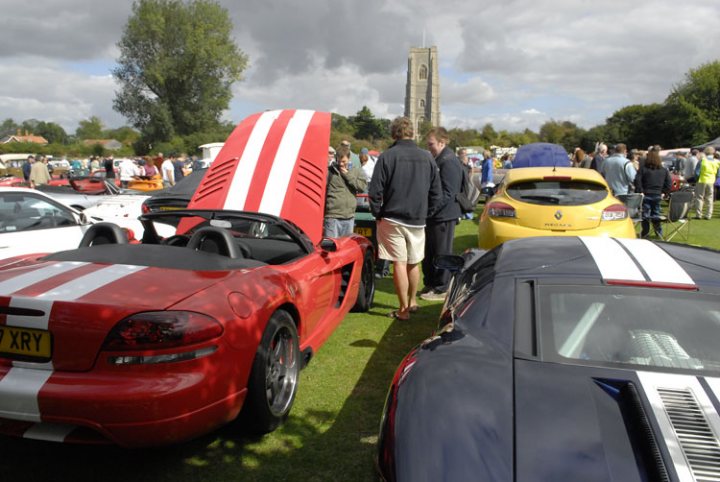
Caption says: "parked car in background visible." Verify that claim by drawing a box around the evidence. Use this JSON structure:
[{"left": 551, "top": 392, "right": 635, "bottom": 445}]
[
  {"left": 379, "top": 236, "right": 720, "bottom": 482},
  {"left": 36, "top": 177, "right": 143, "bottom": 211},
  {"left": 142, "top": 168, "right": 207, "bottom": 214},
  {"left": 0, "top": 187, "right": 93, "bottom": 260},
  {"left": 478, "top": 167, "right": 636, "bottom": 249}
]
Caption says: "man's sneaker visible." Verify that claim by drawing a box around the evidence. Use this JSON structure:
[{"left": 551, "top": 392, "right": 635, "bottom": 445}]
[
  {"left": 420, "top": 290, "right": 447, "bottom": 301},
  {"left": 418, "top": 286, "right": 433, "bottom": 295}
]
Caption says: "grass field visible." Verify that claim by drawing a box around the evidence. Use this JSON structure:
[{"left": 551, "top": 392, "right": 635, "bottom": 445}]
[{"left": 1, "top": 200, "right": 718, "bottom": 481}]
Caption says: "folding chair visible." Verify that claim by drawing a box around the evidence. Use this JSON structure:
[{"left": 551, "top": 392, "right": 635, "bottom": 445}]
[
  {"left": 661, "top": 191, "right": 693, "bottom": 242},
  {"left": 617, "top": 193, "right": 644, "bottom": 234}
]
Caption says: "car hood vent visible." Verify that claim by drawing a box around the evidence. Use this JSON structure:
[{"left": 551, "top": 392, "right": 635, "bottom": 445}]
[{"left": 657, "top": 387, "right": 720, "bottom": 481}]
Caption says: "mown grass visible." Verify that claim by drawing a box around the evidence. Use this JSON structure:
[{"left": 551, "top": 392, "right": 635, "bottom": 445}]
[{"left": 1, "top": 200, "right": 717, "bottom": 481}]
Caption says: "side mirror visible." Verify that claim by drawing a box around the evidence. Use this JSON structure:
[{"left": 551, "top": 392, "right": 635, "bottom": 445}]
[
  {"left": 434, "top": 254, "right": 465, "bottom": 272},
  {"left": 319, "top": 238, "right": 337, "bottom": 253},
  {"left": 76, "top": 211, "right": 89, "bottom": 225}
]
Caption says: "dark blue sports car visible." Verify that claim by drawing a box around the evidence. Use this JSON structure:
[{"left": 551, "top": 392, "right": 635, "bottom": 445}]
[{"left": 378, "top": 236, "right": 720, "bottom": 482}]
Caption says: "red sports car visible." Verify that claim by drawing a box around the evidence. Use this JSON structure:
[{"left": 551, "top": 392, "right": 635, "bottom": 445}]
[{"left": 0, "top": 109, "right": 375, "bottom": 447}]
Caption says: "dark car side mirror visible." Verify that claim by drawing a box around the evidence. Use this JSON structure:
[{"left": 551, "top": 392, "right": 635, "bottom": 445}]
[
  {"left": 319, "top": 238, "right": 337, "bottom": 253},
  {"left": 434, "top": 254, "right": 465, "bottom": 272}
]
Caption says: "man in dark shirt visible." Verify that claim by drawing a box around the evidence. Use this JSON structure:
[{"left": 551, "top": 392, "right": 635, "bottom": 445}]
[
  {"left": 103, "top": 155, "right": 116, "bottom": 179},
  {"left": 369, "top": 117, "right": 442, "bottom": 320},
  {"left": 421, "top": 127, "right": 463, "bottom": 301},
  {"left": 22, "top": 155, "right": 34, "bottom": 182}
]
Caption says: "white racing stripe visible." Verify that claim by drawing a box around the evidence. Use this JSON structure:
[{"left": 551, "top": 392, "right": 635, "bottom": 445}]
[
  {"left": 34, "top": 263, "right": 147, "bottom": 301},
  {"left": 223, "top": 110, "right": 282, "bottom": 210},
  {"left": 0, "top": 262, "right": 88, "bottom": 296},
  {"left": 579, "top": 237, "right": 645, "bottom": 281},
  {"left": 258, "top": 110, "right": 315, "bottom": 216},
  {"left": 0, "top": 368, "right": 53, "bottom": 422},
  {"left": 22, "top": 422, "right": 76, "bottom": 442},
  {"left": 0, "top": 263, "right": 147, "bottom": 432},
  {"left": 616, "top": 238, "right": 694, "bottom": 285}
]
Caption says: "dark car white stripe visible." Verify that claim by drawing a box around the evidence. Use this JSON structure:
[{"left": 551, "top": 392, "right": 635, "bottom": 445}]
[
  {"left": 580, "top": 237, "right": 695, "bottom": 285},
  {"left": 616, "top": 238, "right": 694, "bottom": 285},
  {"left": 579, "top": 237, "right": 645, "bottom": 281}
]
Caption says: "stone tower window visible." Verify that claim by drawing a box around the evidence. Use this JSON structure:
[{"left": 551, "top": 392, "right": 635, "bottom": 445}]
[
  {"left": 419, "top": 99, "right": 425, "bottom": 109},
  {"left": 419, "top": 65, "right": 428, "bottom": 80}
]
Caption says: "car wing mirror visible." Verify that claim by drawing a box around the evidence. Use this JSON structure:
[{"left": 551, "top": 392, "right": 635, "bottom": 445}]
[
  {"left": 76, "top": 211, "right": 89, "bottom": 225},
  {"left": 434, "top": 254, "right": 465, "bottom": 272},
  {"left": 319, "top": 238, "right": 337, "bottom": 253}
]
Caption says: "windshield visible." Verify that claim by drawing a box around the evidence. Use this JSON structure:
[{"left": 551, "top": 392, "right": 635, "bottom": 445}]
[
  {"left": 143, "top": 210, "right": 310, "bottom": 245},
  {"left": 507, "top": 180, "right": 608, "bottom": 206},
  {"left": 539, "top": 285, "right": 720, "bottom": 374}
]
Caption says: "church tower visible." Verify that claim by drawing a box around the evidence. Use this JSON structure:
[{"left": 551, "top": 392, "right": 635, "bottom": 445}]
[{"left": 404, "top": 46, "right": 440, "bottom": 135}]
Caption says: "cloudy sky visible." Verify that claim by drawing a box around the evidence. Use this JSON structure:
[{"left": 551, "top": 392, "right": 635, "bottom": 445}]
[{"left": 1, "top": 0, "right": 719, "bottom": 136}]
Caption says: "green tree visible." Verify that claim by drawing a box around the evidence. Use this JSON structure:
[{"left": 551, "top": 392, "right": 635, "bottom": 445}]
[
  {"left": 113, "top": 0, "right": 248, "bottom": 145},
  {"left": 34, "top": 121, "right": 68, "bottom": 145},
  {"left": 669, "top": 61, "right": 720, "bottom": 129},
  {"left": 0, "top": 119, "right": 18, "bottom": 137},
  {"left": 76, "top": 116, "right": 105, "bottom": 140},
  {"left": 538, "top": 120, "right": 585, "bottom": 151},
  {"left": 479, "top": 123, "right": 498, "bottom": 146},
  {"left": 105, "top": 126, "right": 141, "bottom": 145},
  {"left": 350, "top": 106, "right": 386, "bottom": 140},
  {"left": 661, "top": 98, "right": 712, "bottom": 147}
]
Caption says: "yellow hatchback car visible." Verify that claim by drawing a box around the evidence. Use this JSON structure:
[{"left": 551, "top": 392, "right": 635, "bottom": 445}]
[{"left": 478, "top": 167, "right": 636, "bottom": 249}]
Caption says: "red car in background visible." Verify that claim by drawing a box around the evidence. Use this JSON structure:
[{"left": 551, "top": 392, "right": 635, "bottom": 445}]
[{"left": 0, "top": 109, "right": 374, "bottom": 447}]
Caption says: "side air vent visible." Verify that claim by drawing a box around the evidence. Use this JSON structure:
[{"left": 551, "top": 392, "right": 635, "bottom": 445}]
[
  {"left": 657, "top": 387, "right": 720, "bottom": 481},
  {"left": 192, "top": 159, "right": 240, "bottom": 203},
  {"left": 295, "top": 158, "right": 324, "bottom": 208}
]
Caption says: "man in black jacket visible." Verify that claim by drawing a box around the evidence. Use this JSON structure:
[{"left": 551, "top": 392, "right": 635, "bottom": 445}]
[
  {"left": 369, "top": 117, "right": 442, "bottom": 320},
  {"left": 420, "top": 128, "right": 463, "bottom": 301}
]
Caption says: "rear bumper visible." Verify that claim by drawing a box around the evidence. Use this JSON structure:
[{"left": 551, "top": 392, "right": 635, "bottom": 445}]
[
  {"left": 479, "top": 219, "right": 636, "bottom": 249},
  {"left": 0, "top": 349, "right": 248, "bottom": 447}
]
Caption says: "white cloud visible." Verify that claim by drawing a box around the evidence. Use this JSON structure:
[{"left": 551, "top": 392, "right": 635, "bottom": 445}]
[
  {"left": 0, "top": 0, "right": 719, "bottom": 135},
  {"left": 0, "top": 59, "right": 125, "bottom": 131}
]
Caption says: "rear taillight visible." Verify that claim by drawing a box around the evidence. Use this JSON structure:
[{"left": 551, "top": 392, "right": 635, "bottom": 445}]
[
  {"left": 602, "top": 204, "right": 628, "bottom": 221},
  {"left": 102, "top": 311, "right": 223, "bottom": 351},
  {"left": 141, "top": 202, "right": 150, "bottom": 214},
  {"left": 487, "top": 202, "right": 516, "bottom": 218}
]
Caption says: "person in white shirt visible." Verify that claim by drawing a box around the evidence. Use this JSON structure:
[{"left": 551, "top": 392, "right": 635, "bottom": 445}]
[
  {"left": 161, "top": 156, "right": 175, "bottom": 187},
  {"left": 359, "top": 148, "right": 375, "bottom": 184},
  {"left": 119, "top": 158, "right": 139, "bottom": 188}
]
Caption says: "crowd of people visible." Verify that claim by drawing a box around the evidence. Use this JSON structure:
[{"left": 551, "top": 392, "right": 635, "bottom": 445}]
[
  {"left": 574, "top": 143, "right": 720, "bottom": 237},
  {"left": 20, "top": 152, "right": 204, "bottom": 189},
  {"left": 324, "top": 123, "right": 720, "bottom": 318}
]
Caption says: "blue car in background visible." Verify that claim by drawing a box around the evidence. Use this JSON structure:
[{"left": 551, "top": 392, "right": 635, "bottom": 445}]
[{"left": 512, "top": 142, "right": 570, "bottom": 168}]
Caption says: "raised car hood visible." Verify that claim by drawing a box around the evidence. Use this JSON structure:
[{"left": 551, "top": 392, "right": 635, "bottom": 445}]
[
  {"left": 187, "top": 110, "right": 331, "bottom": 244},
  {"left": 0, "top": 260, "right": 230, "bottom": 371},
  {"left": 514, "top": 359, "right": 720, "bottom": 482}
]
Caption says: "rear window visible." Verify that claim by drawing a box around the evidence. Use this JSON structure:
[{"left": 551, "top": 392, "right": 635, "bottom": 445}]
[
  {"left": 539, "top": 285, "right": 720, "bottom": 374},
  {"left": 507, "top": 180, "right": 607, "bottom": 205}
]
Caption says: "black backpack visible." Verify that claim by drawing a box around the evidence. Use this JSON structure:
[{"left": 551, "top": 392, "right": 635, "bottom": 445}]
[{"left": 456, "top": 167, "right": 480, "bottom": 214}]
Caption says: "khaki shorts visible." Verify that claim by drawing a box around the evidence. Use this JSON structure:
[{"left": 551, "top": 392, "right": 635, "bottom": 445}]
[{"left": 377, "top": 219, "right": 425, "bottom": 264}]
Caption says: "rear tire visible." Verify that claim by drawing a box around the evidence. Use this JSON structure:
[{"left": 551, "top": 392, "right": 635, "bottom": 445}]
[
  {"left": 351, "top": 249, "right": 375, "bottom": 312},
  {"left": 242, "top": 310, "right": 300, "bottom": 434}
]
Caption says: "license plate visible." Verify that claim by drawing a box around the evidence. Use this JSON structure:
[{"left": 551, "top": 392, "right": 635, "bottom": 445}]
[
  {"left": 0, "top": 325, "right": 52, "bottom": 360},
  {"left": 354, "top": 227, "right": 372, "bottom": 237},
  {"left": 159, "top": 206, "right": 184, "bottom": 211}
]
